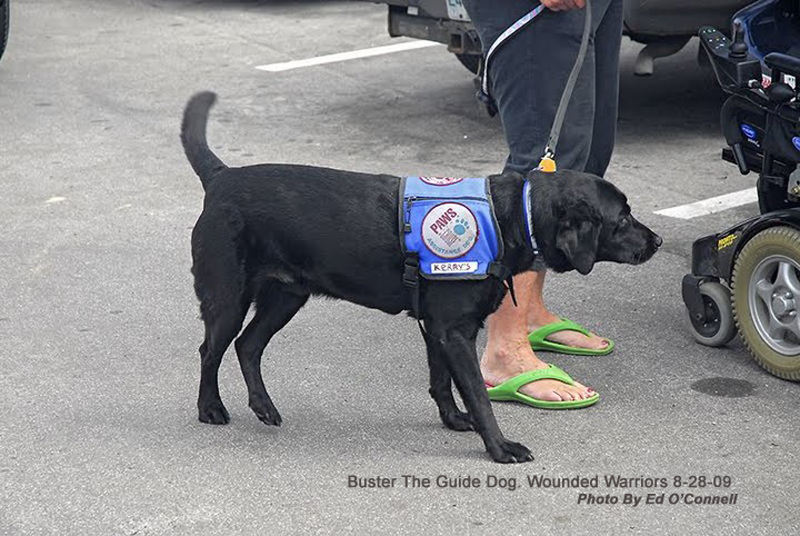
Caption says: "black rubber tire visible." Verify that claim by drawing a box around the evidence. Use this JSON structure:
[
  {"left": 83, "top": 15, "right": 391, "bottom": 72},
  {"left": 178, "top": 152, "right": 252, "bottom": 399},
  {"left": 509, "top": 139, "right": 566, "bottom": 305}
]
[
  {"left": 732, "top": 226, "right": 800, "bottom": 381},
  {"left": 0, "top": 0, "right": 8, "bottom": 62},
  {"left": 455, "top": 53, "right": 480, "bottom": 75},
  {"left": 687, "top": 281, "right": 736, "bottom": 347}
]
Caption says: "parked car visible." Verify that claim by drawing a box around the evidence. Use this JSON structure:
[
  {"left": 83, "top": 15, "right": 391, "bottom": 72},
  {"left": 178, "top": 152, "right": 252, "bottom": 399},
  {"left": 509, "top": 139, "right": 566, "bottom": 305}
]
[
  {"left": 369, "top": 0, "right": 755, "bottom": 75},
  {"left": 1, "top": 0, "right": 8, "bottom": 62}
]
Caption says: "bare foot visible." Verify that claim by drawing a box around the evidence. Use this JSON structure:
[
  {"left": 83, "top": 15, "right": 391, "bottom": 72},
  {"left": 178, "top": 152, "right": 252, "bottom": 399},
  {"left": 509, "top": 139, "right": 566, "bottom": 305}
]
[
  {"left": 481, "top": 339, "right": 595, "bottom": 402},
  {"left": 481, "top": 271, "right": 598, "bottom": 402},
  {"left": 528, "top": 311, "right": 610, "bottom": 352}
]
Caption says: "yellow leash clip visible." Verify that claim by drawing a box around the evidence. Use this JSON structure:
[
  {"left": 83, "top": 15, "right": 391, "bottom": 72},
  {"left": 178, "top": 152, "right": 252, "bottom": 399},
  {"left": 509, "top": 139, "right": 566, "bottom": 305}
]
[
  {"left": 538, "top": 156, "right": 557, "bottom": 173},
  {"left": 538, "top": 147, "right": 557, "bottom": 173}
]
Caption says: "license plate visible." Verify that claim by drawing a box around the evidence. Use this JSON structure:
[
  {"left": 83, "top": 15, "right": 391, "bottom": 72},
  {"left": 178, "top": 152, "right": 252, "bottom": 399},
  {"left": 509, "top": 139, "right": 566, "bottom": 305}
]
[{"left": 446, "top": 0, "right": 471, "bottom": 21}]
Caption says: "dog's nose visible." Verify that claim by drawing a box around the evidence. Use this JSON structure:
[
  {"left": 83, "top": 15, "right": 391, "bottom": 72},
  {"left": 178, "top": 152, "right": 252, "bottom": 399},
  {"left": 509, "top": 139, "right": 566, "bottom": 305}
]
[{"left": 654, "top": 235, "right": 663, "bottom": 248}]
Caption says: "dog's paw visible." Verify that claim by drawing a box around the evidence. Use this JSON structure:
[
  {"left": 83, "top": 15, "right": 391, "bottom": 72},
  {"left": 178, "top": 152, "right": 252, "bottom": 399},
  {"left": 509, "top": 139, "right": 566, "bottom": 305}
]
[
  {"left": 488, "top": 440, "right": 534, "bottom": 464},
  {"left": 198, "top": 401, "right": 230, "bottom": 425},
  {"left": 251, "top": 402, "right": 282, "bottom": 427},
  {"left": 441, "top": 410, "right": 473, "bottom": 432}
]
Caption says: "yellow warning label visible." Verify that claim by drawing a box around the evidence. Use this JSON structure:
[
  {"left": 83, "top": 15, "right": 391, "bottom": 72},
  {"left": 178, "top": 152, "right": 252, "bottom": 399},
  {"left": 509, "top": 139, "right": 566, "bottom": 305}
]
[{"left": 718, "top": 234, "right": 736, "bottom": 250}]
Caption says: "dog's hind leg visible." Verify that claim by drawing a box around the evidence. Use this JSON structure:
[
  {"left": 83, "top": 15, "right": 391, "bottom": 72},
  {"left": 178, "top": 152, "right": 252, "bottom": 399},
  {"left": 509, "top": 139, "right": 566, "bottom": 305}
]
[
  {"left": 427, "top": 321, "right": 533, "bottom": 464},
  {"left": 197, "top": 303, "right": 247, "bottom": 425},
  {"left": 423, "top": 334, "right": 473, "bottom": 432},
  {"left": 192, "top": 208, "right": 248, "bottom": 425},
  {"left": 235, "top": 283, "right": 309, "bottom": 426}
]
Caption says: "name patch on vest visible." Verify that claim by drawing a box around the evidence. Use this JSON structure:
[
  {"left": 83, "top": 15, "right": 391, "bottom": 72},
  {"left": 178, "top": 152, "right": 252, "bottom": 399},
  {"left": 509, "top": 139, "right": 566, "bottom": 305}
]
[
  {"left": 421, "top": 202, "right": 478, "bottom": 258},
  {"left": 430, "top": 261, "right": 479, "bottom": 274}
]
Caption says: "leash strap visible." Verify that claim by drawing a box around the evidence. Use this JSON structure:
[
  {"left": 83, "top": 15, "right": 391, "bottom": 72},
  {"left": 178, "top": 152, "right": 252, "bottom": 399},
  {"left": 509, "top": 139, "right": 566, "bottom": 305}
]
[
  {"left": 543, "top": 0, "right": 592, "bottom": 163},
  {"left": 480, "top": 4, "right": 547, "bottom": 100},
  {"left": 478, "top": 0, "right": 593, "bottom": 168}
]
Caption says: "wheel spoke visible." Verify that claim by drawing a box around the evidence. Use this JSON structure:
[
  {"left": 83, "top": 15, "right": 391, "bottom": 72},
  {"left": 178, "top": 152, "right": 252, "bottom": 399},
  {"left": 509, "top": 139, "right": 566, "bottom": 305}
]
[
  {"left": 767, "top": 313, "right": 786, "bottom": 341},
  {"left": 776, "top": 261, "right": 800, "bottom": 296},
  {"left": 755, "top": 278, "right": 775, "bottom": 307},
  {"left": 784, "top": 316, "right": 800, "bottom": 342}
]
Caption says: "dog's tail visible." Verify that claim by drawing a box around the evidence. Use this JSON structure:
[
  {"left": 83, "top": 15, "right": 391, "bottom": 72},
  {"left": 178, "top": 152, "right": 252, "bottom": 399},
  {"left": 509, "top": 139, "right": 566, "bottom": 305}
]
[{"left": 181, "top": 91, "right": 227, "bottom": 190}]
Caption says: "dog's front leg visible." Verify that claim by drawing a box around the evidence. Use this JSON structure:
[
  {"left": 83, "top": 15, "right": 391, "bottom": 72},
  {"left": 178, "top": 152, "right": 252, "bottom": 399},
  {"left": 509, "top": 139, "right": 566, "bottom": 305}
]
[
  {"left": 428, "top": 323, "right": 533, "bottom": 464},
  {"left": 423, "top": 333, "right": 473, "bottom": 432}
]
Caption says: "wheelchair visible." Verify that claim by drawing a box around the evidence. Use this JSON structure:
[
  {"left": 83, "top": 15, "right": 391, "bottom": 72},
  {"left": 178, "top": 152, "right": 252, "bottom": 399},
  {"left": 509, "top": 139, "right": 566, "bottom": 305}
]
[{"left": 683, "top": 0, "right": 800, "bottom": 380}]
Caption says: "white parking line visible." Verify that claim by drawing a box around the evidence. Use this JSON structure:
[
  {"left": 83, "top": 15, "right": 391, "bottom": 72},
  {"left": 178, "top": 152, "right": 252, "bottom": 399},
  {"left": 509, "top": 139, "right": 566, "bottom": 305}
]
[
  {"left": 255, "top": 41, "right": 442, "bottom": 72},
  {"left": 654, "top": 187, "right": 758, "bottom": 219}
]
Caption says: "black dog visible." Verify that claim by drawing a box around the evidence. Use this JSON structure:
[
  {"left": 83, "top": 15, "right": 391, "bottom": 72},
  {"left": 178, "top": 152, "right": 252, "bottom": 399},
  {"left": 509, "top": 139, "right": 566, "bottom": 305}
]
[{"left": 182, "top": 92, "right": 661, "bottom": 463}]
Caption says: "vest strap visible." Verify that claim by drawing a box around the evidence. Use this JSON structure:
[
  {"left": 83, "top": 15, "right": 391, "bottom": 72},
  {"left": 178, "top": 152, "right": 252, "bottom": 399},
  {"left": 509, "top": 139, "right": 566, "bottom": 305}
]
[
  {"left": 487, "top": 262, "right": 510, "bottom": 281},
  {"left": 487, "top": 262, "right": 518, "bottom": 307},
  {"left": 403, "top": 252, "right": 421, "bottom": 316},
  {"left": 403, "top": 252, "right": 429, "bottom": 337}
]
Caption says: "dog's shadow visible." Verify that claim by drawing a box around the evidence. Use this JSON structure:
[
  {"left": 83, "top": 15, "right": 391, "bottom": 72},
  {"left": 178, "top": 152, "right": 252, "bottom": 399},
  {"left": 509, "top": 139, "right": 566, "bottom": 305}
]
[{"left": 215, "top": 406, "right": 495, "bottom": 462}]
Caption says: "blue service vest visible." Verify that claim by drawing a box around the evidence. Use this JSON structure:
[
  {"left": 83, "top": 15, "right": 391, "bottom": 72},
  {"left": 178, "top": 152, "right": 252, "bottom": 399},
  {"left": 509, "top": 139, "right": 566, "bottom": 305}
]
[{"left": 399, "top": 176, "right": 505, "bottom": 280}]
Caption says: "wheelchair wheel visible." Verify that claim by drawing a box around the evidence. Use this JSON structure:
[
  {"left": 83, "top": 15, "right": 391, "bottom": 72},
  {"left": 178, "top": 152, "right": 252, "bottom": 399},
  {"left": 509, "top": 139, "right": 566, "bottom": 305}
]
[
  {"left": 687, "top": 281, "right": 736, "bottom": 347},
  {"left": 732, "top": 226, "right": 800, "bottom": 380}
]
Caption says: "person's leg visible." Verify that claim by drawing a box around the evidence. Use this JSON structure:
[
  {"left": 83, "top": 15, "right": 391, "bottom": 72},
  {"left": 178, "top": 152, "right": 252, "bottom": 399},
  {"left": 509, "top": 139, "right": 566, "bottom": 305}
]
[
  {"left": 521, "top": 1, "right": 624, "bottom": 349},
  {"left": 525, "top": 270, "right": 609, "bottom": 351},
  {"left": 464, "top": 0, "right": 617, "bottom": 400},
  {"left": 585, "top": 0, "right": 623, "bottom": 177},
  {"left": 475, "top": 0, "right": 613, "bottom": 353},
  {"left": 481, "top": 271, "right": 595, "bottom": 402},
  {"left": 492, "top": 6, "right": 597, "bottom": 174},
  {"left": 522, "top": 0, "right": 620, "bottom": 348},
  {"left": 472, "top": 0, "right": 616, "bottom": 173}
]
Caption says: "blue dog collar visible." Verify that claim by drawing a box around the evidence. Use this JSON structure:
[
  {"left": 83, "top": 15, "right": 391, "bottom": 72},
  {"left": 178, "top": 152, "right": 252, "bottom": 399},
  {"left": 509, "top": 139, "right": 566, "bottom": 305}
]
[{"left": 522, "top": 180, "right": 539, "bottom": 255}]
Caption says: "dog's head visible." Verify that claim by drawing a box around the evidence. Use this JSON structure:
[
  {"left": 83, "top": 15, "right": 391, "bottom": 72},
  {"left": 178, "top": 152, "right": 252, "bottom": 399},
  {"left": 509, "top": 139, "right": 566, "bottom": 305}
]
[{"left": 531, "top": 170, "right": 662, "bottom": 275}]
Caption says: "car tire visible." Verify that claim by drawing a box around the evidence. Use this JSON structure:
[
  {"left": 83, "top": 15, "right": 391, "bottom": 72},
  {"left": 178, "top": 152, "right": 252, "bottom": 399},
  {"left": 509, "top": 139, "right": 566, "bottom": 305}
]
[{"left": 455, "top": 53, "right": 480, "bottom": 75}]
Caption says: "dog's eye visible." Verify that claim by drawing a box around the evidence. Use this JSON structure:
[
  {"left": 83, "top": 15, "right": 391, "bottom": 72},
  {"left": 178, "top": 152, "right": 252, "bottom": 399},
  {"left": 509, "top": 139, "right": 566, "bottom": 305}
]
[{"left": 619, "top": 216, "right": 631, "bottom": 228}]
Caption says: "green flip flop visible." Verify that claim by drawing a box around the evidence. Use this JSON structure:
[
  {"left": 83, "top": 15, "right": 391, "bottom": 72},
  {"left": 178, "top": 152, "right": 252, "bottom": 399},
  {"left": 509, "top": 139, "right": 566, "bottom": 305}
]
[
  {"left": 486, "top": 365, "right": 599, "bottom": 409},
  {"left": 528, "top": 317, "right": 615, "bottom": 356}
]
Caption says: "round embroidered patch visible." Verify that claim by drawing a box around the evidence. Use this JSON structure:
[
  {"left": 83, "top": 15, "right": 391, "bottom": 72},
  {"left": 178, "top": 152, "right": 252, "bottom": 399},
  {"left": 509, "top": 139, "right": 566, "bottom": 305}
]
[
  {"left": 419, "top": 176, "right": 463, "bottom": 186},
  {"left": 421, "top": 202, "right": 478, "bottom": 259}
]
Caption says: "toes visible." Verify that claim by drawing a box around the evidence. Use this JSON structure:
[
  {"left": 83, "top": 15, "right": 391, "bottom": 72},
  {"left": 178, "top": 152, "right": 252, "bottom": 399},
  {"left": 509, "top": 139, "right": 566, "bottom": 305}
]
[
  {"left": 510, "top": 377, "right": 597, "bottom": 402},
  {"left": 198, "top": 401, "right": 230, "bottom": 425},
  {"left": 250, "top": 397, "right": 282, "bottom": 426},
  {"left": 554, "top": 388, "right": 576, "bottom": 401},
  {"left": 441, "top": 410, "right": 474, "bottom": 432},
  {"left": 256, "top": 412, "right": 282, "bottom": 426},
  {"left": 253, "top": 407, "right": 282, "bottom": 426},
  {"left": 490, "top": 440, "right": 534, "bottom": 463}
]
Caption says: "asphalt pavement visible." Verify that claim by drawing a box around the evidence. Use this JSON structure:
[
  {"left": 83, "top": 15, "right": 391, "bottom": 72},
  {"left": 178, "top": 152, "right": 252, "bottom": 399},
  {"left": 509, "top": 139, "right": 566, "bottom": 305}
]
[{"left": 1, "top": 1, "right": 798, "bottom": 534}]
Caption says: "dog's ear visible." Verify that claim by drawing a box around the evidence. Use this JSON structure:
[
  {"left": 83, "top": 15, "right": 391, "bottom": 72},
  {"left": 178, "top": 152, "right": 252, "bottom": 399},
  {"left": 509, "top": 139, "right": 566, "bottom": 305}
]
[{"left": 554, "top": 201, "right": 601, "bottom": 275}]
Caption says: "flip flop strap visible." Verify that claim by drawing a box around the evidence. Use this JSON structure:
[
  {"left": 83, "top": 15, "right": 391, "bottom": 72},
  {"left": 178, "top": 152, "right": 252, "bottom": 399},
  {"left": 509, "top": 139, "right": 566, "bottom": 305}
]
[
  {"left": 493, "top": 365, "right": 576, "bottom": 395},
  {"left": 529, "top": 317, "right": 589, "bottom": 342}
]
